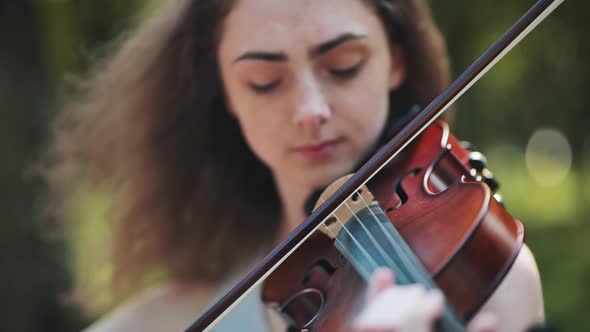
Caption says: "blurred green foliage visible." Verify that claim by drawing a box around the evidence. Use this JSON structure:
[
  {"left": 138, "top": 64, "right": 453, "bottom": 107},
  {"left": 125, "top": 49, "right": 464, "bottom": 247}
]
[{"left": 1, "top": 0, "right": 587, "bottom": 331}]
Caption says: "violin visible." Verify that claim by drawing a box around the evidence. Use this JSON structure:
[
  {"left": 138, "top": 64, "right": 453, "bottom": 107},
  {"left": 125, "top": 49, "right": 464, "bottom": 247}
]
[
  {"left": 261, "top": 119, "right": 520, "bottom": 331},
  {"left": 187, "top": 0, "right": 564, "bottom": 331}
]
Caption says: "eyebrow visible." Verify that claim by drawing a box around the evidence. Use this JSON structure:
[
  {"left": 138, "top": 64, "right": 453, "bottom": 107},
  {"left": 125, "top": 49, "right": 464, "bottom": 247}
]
[
  {"left": 310, "top": 33, "right": 367, "bottom": 57},
  {"left": 232, "top": 33, "right": 367, "bottom": 64},
  {"left": 233, "top": 51, "right": 287, "bottom": 63}
]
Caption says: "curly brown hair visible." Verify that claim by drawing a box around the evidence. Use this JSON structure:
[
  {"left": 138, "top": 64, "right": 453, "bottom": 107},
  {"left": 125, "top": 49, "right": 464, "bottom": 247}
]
[{"left": 43, "top": 0, "right": 450, "bottom": 301}]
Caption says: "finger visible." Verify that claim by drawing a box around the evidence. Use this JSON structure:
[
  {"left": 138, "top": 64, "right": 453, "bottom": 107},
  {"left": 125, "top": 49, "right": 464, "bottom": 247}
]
[
  {"left": 349, "top": 327, "right": 391, "bottom": 332},
  {"left": 416, "top": 289, "right": 444, "bottom": 322},
  {"left": 354, "top": 284, "right": 426, "bottom": 330},
  {"left": 467, "top": 312, "right": 497, "bottom": 332},
  {"left": 403, "top": 289, "right": 444, "bottom": 332},
  {"left": 366, "top": 268, "right": 395, "bottom": 304}
]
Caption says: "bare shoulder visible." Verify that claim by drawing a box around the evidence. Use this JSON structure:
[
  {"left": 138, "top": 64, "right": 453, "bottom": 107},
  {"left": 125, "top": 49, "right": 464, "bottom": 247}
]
[
  {"left": 83, "top": 280, "right": 215, "bottom": 332},
  {"left": 470, "top": 244, "right": 545, "bottom": 332}
]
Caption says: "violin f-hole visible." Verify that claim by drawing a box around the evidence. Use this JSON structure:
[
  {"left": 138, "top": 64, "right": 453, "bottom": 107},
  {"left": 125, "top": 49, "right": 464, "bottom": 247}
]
[
  {"left": 301, "top": 258, "right": 337, "bottom": 286},
  {"left": 392, "top": 168, "right": 421, "bottom": 209}
]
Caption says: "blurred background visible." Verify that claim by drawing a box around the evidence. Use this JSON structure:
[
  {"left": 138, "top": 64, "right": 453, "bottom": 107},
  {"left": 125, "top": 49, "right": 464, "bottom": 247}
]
[{"left": 0, "top": 0, "right": 586, "bottom": 331}]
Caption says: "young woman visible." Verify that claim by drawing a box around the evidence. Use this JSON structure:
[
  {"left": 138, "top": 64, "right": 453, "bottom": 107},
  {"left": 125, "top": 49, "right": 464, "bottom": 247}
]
[{"left": 45, "top": 0, "right": 544, "bottom": 330}]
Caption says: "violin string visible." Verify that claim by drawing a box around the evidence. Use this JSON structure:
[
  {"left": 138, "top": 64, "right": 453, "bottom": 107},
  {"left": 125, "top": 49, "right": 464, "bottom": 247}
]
[
  {"left": 318, "top": 194, "right": 429, "bottom": 286},
  {"left": 340, "top": 199, "right": 410, "bottom": 281},
  {"left": 320, "top": 195, "right": 465, "bottom": 330},
  {"left": 318, "top": 199, "right": 380, "bottom": 271},
  {"left": 351, "top": 198, "right": 415, "bottom": 282},
  {"left": 356, "top": 194, "right": 433, "bottom": 286},
  {"left": 320, "top": 220, "right": 434, "bottom": 327},
  {"left": 320, "top": 223, "right": 366, "bottom": 274},
  {"left": 355, "top": 194, "right": 466, "bottom": 331},
  {"left": 319, "top": 196, "right": 411, "bottom": 283}
]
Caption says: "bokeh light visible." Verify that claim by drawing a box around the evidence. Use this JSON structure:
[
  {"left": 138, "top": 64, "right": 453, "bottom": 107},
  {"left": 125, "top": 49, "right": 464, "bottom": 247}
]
[{"left": 525, "top": 128, "right": 572, "bottom": 187}]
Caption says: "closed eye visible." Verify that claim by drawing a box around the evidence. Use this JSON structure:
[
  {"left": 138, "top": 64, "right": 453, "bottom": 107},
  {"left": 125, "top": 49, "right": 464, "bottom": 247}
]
[
  {"left": 249, "top": 80, "right": 281, "bottom": 93},
  {"left": 329, "top": 62, "right": 363, "bottom": 78}
]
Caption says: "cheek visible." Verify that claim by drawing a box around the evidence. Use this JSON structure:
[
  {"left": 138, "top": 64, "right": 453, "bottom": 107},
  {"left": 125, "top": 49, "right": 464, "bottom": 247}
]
[
  {"left": 238, "top": 114, "right": 272, "bottom": 153},
  {"left": 335, "top": 81, "right": 390, "bottom": 146},
  {"left": 222, "top": 83, "right": 276, "bottom": 166},
  {"left": 353, "top": 100, "right": 388, "bottom": 150},
  {"left": 230, "top": 101, "right": 289, "bottom": 170}
]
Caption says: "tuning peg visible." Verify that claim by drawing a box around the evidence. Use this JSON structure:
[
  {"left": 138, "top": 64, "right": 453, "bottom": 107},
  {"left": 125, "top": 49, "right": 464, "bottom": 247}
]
[
  {"left": 481, "top": 168, "right": 500, "bottom": 192},
  {"left": 461, "top": 141, "right": 478, "bottom": 151},
  {"left": 493, "top": 193, "right": 505, "bottom": 207},
  {"left": 468, "top": 151, "right": 488, "bottom": 172}
]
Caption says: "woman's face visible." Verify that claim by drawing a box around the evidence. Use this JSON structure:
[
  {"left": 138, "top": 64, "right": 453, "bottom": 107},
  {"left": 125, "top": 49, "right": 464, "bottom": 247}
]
[{"left": 218, "top": 0, "right": 405, "bottom": 189}]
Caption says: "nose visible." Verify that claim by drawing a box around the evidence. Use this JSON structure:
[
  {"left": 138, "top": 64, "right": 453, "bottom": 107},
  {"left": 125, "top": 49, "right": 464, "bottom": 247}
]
[{"left": 293, "top": 75, "right": 331, "bottom": 131}]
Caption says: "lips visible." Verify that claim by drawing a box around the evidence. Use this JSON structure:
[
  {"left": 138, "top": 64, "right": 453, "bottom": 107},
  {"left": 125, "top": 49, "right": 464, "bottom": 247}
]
[{"left": 291, "top": 138, "right": 343, "bottom": 161}]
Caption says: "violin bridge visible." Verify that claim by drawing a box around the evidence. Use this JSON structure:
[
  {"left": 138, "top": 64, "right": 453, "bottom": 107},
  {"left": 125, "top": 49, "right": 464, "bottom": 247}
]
[{"left": 313, "top": 174, "right": 379, "bottom": 239}]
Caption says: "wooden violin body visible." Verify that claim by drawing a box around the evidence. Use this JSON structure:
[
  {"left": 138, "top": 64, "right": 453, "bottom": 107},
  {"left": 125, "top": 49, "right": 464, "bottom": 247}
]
[{"left": 262, "top": 121, "right": 524, "bottom": 331}]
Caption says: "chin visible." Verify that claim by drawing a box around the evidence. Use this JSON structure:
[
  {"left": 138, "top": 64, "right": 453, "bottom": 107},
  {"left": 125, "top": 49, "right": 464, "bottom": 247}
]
[{"left": 305, "top": 164, "right": 352, "bottom": 189}]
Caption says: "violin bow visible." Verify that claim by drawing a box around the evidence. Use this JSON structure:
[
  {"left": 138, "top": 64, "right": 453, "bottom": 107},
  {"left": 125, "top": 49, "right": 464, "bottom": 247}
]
[{"left": 187, "top": 0, "right": 565, "bottom": 330}]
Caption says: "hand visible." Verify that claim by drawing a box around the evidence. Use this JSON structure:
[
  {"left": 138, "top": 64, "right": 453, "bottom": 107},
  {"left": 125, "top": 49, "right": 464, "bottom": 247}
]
[{"left": 350, "top": 268, "right": 498, "bottom": 332}]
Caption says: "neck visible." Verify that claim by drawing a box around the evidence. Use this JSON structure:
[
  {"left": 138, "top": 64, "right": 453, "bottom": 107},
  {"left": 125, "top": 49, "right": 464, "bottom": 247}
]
[{"left": 272, "top": 173, "right": 315, "bottom": 242}]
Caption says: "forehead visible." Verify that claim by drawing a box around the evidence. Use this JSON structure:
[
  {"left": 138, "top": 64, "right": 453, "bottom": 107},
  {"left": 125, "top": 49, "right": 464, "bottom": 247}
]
[{"left": 219, "top": 0, "right": 383, "bottom": 55}]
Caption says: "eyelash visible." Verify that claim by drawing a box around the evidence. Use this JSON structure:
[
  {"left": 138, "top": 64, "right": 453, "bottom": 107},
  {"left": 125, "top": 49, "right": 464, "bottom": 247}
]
[
  {"left": 249, "top": 81, "right": 281, "bottom": 94},
  {"left": 329, "top": 62, "right": 364, "bottom": 78}
]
